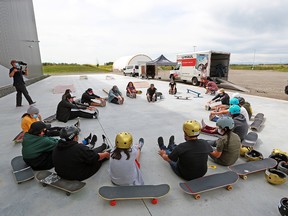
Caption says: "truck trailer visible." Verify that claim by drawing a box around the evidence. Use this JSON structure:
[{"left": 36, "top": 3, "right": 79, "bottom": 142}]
[{"left": 170, "top": 50, "right": 230, "bottom": 86}]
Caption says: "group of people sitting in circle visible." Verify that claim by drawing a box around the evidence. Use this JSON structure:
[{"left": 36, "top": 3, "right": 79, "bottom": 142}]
[{"left": 18, "top": 77, "right": 254, "bottom": 185}]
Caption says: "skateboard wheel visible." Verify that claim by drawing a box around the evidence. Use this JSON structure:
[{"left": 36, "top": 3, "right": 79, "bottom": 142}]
[
  {"left": 151, "top": 198, "right": 158, "bottom": 205},
  {"left": 194, "top": 194, "right": 201, "bottom": 200},
  {"left": 66, "top": 192, "right": 71, "bottom": 196},
  {"left": 226, "top": 185, "right": 233, "bottom": 191},
  {"left": 110, "top": 200, "right": 117, "bottom": 206},
  {"left": 240, "top": 175, "right": 248, "bottom": 180}
]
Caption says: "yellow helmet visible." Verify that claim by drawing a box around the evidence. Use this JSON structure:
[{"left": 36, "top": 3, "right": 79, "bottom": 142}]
[
  {"left": 115, "top": 132, "right": 133, "bottom": 149},
  {"left": 183, "top": 120, "right": 201, "bottom": 137},
  {"left": 265, "top": 169, "right": 287, "bottom": 185},
  {"left": 271, "top": 149, "right": 288, "bottom": 158},
  {"left": 240, "top": 146, "right": 252, "bottom": 157},
  {"left": 245, "top": 149, "right": 263, "bottom": 161}
]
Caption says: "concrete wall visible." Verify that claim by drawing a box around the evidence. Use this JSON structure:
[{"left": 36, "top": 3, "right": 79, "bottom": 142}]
[{"left": 0, "top": 0, "right": 42, "bottom": 88}]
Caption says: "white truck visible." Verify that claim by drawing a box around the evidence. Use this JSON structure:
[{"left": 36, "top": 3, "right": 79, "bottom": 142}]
[{"left": 169, "top": 50, "right": 230, "bottom": 86}]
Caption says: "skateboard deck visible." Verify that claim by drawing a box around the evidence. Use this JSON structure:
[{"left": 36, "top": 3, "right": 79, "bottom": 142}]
[
  {"left": 250, "top": 113, "right": 265, "bottom": 131},
  {"left": 35, "top": 170, "right": 86, "bottom": 196},
  {"left": 228, "top": 158, "right": 277, "bottom": 180},
  {"left": 98, "top": 184, "right": 170, "bottom": 206},
  {"left": 187, "top": 89, "right": 203, "bottom": 98},
  {"left": 43, "top": 114, "right": 57, "bottom": 123},
  {"left": 242, "top": 132, "right": 258, "bottom": 147},
  {"left": 102, "top": 88, "right": 110, "bottom": 95},
  {"left": 179, "top": 171, "right": 238, "bottom": 200},
  {"left": 13, "top": 131, "right": 25, "bottom": 144},
  {"left": 174, "top": 95, "right": 191, "bottom": 100},
  {"left": 11, "top": 156, "right": 34, "bottom": 184}
]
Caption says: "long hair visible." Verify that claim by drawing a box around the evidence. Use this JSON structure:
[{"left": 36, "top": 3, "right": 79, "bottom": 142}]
[
  {"left": 224, "top": 128, "right": 232, "bottom": 146},
  {"left": 111, "top": 148, "right": 132, "bottom": 160}
]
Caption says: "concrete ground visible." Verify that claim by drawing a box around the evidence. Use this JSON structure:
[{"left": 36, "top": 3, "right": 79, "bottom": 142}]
[{"left": 1, "top": 74, "right": 287, "bottom": 216}]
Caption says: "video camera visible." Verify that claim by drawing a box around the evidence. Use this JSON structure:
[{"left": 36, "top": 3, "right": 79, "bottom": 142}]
[{"left": 16, "top": 61, "right": 27, "bottom": 66}]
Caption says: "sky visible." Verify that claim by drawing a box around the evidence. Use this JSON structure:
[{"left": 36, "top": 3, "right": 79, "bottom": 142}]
[{"left": 33, "top": 0, "right": 288, "bottom": 65}]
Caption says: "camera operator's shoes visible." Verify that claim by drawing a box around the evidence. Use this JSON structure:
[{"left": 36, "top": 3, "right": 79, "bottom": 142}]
[{"left": 82, "top": 133, "right": 92, "bottom": 145}]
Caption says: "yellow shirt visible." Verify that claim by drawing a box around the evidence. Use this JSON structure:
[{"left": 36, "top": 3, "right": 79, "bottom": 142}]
[{"left": 21, "top": 115, "right": 39, "bottom": 132}]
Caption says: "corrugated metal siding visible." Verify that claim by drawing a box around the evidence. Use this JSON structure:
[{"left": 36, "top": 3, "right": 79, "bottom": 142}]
[{"left": 0, "top": 0, "right": 42, "bottom": 87}]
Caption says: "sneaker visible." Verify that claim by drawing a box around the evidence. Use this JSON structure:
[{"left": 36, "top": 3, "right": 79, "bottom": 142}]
[
  {"left": 89, "top": 135, "right": 97, "bottom": 149},
  {"left": 83, "top": 133, "right": 92, "bottom": 144},
  {"left": 74, "top": 117, "right": 80, "bottom": 128},
  {"left": 102, "top": 134, "right": 107, "bottom": 144},
  {"left": 138, "top": 138, "right": 144, "bottom": 150},
  {"left": 157, "top": 137, "right": 166, "bottom": 150},
  {"left": 93, "top": 109, "right": 99, "bottom": 119},
  {"left": 29, "top": 101, "right": 36, "bottom": 105},
  {"left": 167, "top": 135, "right": 175, "bottom": 150},
  {"left": 201, "top": 119, "right": 206, "bottom": 128}
]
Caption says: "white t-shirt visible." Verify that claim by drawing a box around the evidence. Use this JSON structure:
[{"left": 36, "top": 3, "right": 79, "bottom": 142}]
[
  {"left": 109, "top": 146, "right": 144, "bottom": 186},
  {"left": 240, "top": 106, "right": 249, "bottom": 124}
]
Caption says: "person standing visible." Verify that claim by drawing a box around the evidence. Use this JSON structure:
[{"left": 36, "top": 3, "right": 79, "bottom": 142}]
[{"left": 9, "top": 60, "right": 35, "bottom": 107}]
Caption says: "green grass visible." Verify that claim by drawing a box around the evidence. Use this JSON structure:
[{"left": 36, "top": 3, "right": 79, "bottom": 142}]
[
  {"left": 43, "top": 64, "right": 112, "bottom": 75},
  {"left": 230, "top": 64, "right": 288, "bottom": 72}
]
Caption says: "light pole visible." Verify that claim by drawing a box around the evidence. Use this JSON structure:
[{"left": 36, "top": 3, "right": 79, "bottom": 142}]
[{"left": 193, "top": 46, "right": 197, "bottom": 52}]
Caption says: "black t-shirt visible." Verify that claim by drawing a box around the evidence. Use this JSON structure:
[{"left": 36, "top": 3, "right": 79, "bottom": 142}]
[
  {"left": 9, "top": 67, "right": 25, "bottom": 86},
  {"left": 52, "top": 140, "right": 101, "bottom": 181},
  {"left": 147, "top": 87, "right": 157, "bottom": 95},
  {"left": 168, "top": 139, "right": 213, "bottom": 180}
]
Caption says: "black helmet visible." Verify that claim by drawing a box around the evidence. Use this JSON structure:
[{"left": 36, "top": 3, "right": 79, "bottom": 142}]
[
  {"left": 269, "top": 153, "right": 288, "bottom": 165},
  {"left": 236, "top": 97, "right": 245, "bottom": 105},
  {"left": 60, "top": 126, "right": 80, "bottom": 140},
  {"left": 279, "top": 197, "right": 288, "bottom": 216}
]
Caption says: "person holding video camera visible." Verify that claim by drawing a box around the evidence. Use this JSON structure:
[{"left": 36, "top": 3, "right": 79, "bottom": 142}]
[{"left": 9, "top": 60, "right": 35, "bottom": 107}]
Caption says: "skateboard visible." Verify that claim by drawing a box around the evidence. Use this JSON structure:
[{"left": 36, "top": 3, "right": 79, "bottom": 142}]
[
  {"left": 43, "top": 114, "right": 57, "bottom": 123},
  {"left": 98, "top": 184, "right": 170, "bottom": 206},
  {"left": 13, "top": 131, "right": 25, "bottom": 144},
  {"left": 102, "top": 88, "right": 109, "bottom": 95},
  {"left": 228, "top": 158, "right": 277, "bottom": 180},
  {"left": 174, "top": 95, "right": 191, "bottom": 100},
  {"left": 250, "top": 113, "right": 265, "bottom": 131},
  {"left": 11, "top": 156, "right": 34, "bottom": 184},
  {"left": 35, "top": 170, "right": 86, "bottom": 196},
  {"left": 187, "top": 89, "right": 203, "bottom": 98},
  {"left": 179, "top": 171, "right": 238, "bottom": 200},
  {"left": 242, "top": 132, "right": 258, "bottom": 147}
]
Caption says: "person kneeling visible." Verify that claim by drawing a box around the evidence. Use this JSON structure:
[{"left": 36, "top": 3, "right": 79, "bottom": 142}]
[
  {"left": 209, "top": 117, "right": 241, "bottom": 166},
  {"left": 52, "top": 126, "right": 110, "bottom": 181}
]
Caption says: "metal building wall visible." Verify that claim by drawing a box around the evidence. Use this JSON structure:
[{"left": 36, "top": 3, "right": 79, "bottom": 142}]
[{"left": 0, "top": 0, "right": 42, "bottom": 87}]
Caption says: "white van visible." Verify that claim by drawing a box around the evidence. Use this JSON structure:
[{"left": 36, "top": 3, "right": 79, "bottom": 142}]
[{"left": 123, "top": 65, "right": 139, "bottom": 77}]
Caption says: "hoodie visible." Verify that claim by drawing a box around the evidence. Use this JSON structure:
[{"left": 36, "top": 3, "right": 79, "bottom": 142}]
[
  {"left": 52, "top": 139, "right": 100, "bottom": 181},
  {"left": 232, "top": 114, "right": 248, "bottom": 141}
]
